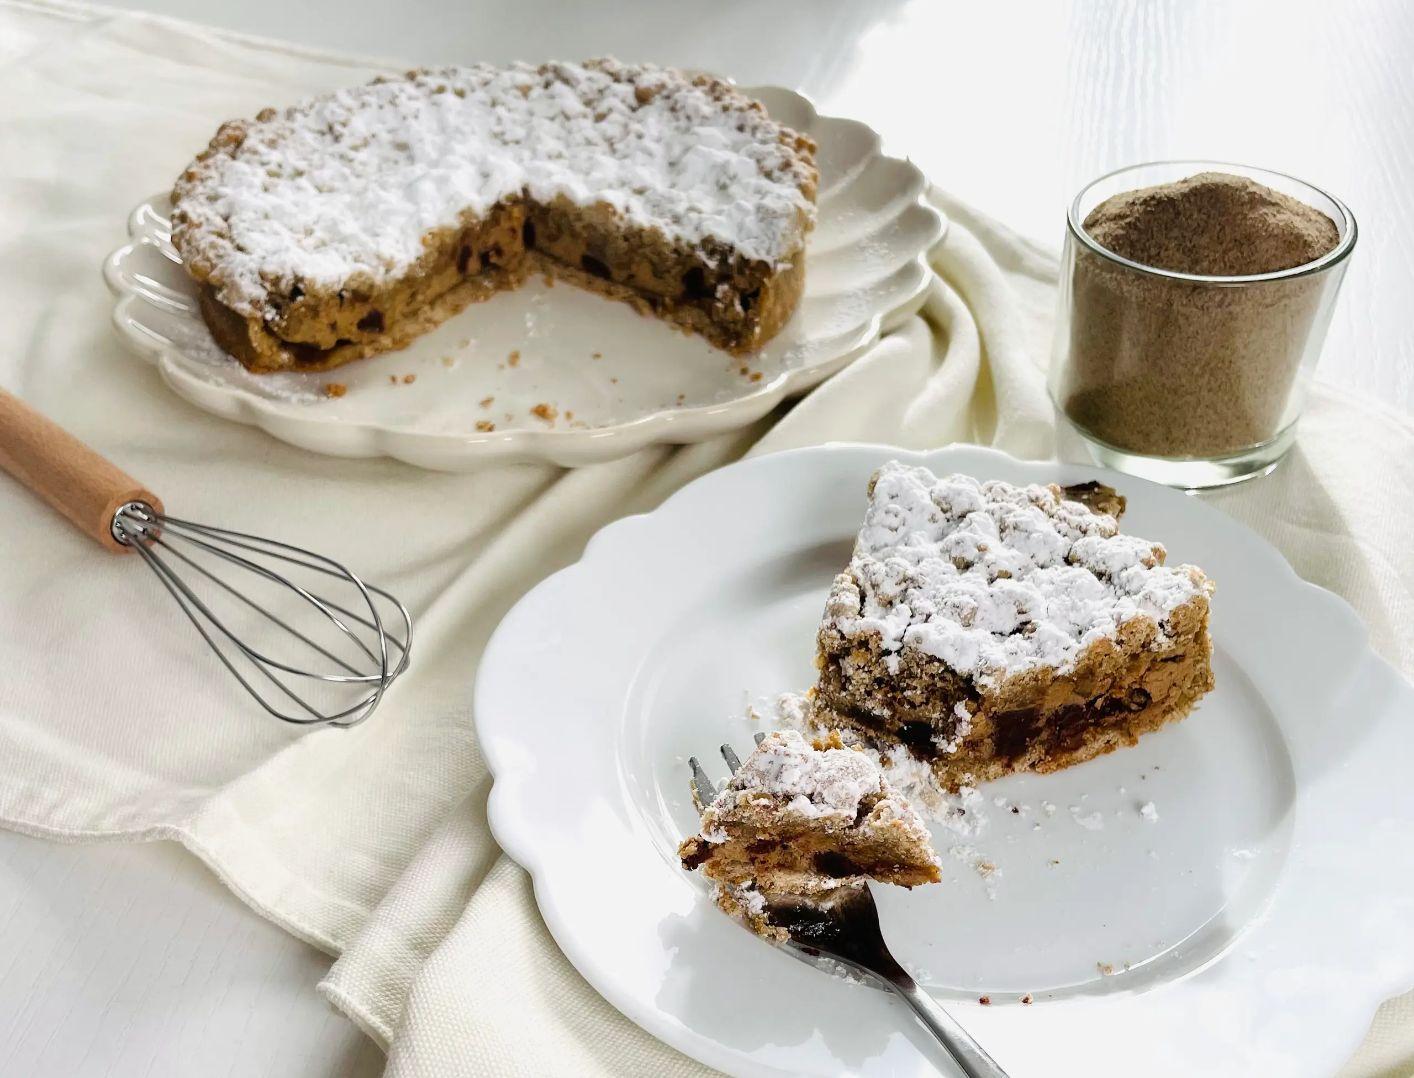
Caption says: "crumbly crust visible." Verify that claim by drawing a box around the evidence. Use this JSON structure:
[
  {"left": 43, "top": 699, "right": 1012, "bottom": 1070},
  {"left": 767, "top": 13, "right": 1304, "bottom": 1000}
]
[
  {"left": 171, "top": 60, "right": 818, "bottom": 373},
  {"left": 678, "top": 731, "right": 940, "bottom": 937},
  {"left": 812, "top": 463, "right": 1215, "bottom": 789}
]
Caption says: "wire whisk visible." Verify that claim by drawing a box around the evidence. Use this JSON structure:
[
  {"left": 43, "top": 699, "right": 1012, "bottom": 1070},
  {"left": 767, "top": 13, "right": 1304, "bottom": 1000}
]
[
  {"left": 0, "top": 388, "right": 412, "bottom": 728},
  {"left": 113, "top": 502, "right": 410, "bottom": 726}
]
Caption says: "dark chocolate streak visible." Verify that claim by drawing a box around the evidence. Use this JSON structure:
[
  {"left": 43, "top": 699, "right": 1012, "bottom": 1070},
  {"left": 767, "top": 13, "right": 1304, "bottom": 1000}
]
[
  {"left": 812, "top": 852, "right": 864, "bottom": 879},
  {"left": 993, "top": 688, "right": 1152, "bottom": 763},
  {"left": 815, "top": 699, "right": 952, "bottom": 762},
  {"left": 679, "top": 841, "right": 710, "bottom": 870}
]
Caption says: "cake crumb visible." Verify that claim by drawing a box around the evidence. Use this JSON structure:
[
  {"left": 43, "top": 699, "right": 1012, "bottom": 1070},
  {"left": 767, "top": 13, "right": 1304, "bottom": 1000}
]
[
  {"left": 475, "top": 420, "right": 495, "bottom": 432},
  {"left": 402, "top": 373, "right": 416, "bottom": 384},
  {"left": 479, "top": 396, "right": 494, "bottom": 408},
  {"left": 610, "top": 376, "right": 619, "bottom": 384},
  {"left": 592, "top": 351, "right": 603, "bottom": 360},
  {"left": 508, "top": 349, "right": 521, "bottom": 367},
  {"left": 739, "top": 365, "right": 749, "bottom": 375},
  {"left": 978, "top": 995, "right": 991, "bottom": 1006},
  {"left": 1020, "top": 993, "right": 1033, "bottom": 1005},
  {"left": 457, "top": 338, "right": 471, "bottom": 348},
  {"left": 388, "top": 374, "right": 398, "bottom": 385},
  {"left": 1097, "top": 962, "right": 1115, "bottom": 976},
  {"left": 322, "top": 382, "right": 347, "bottom": 398},
  {"left": 441, "top": 355, "right": 456, "bottom": 368},
  {"left": 564, "top": 409, "right": 574, "bottom": 420},
  {"left": 531, "top": 402, "right": 558, "bottom": 423},
  {"left": 749, "top": 371, "right": 763, "bottom": 382},
  {"left": 1139, "top": 801, "right": 1159, "bottom": 822}
]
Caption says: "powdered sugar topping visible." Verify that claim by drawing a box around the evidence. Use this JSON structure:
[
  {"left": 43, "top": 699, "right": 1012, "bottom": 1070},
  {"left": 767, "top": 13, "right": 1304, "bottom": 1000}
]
[
  {"left": 825, "top": 463, "right": 1209, "bottom": 687},
  {"left": 702, "top": 730, "right": 881, "bottom": 827},
  {"left": 765, "top": 692, "right": 984, "bottom": 830},
  {"left": 173, "top": 60, "right": 816, "bottom": 316}
]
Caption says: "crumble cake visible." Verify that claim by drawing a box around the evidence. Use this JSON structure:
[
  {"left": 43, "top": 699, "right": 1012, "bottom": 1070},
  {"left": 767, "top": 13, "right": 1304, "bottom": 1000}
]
[
  {"left": 171, "top": 60, "right": 818, "bottom": 373},
  {"left": 678, "top": 730, "right": 940, "bottom": 940},
  {"left": 812, "top": 462, "right": 1214, "bottom": 790}
]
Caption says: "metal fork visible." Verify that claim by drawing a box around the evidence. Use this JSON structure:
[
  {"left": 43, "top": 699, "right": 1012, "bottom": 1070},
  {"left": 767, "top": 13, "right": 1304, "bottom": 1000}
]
[{"left": 689, "top": 738, "right": 1009, "bottom": 1078}]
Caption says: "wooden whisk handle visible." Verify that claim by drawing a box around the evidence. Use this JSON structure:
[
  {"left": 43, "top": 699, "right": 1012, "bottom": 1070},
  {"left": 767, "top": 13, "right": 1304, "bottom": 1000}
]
[{"left": 0, "top": 388, "right": 164, "bottom": 553}]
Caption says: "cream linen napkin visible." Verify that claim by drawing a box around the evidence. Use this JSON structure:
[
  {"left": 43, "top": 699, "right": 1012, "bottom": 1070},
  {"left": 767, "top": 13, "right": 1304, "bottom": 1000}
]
[{"left": 0, "top": 3, "right": 1410, "bottom": 1075}]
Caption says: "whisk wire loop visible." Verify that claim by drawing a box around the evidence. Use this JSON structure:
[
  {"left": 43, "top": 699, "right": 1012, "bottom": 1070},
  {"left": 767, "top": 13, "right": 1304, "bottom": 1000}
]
[
  {"left": 112, "top": 502, "right": 412, "bottom": 727},
  {"left": 152, "top": 528, "right": 384, "bottom": 678},
  {"left": 156, "top": 514, "right": 413, "bottom": 671}
]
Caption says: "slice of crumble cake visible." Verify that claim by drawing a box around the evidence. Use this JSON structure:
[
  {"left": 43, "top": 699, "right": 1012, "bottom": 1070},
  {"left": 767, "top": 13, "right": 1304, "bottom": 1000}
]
[
  {"left": 678, "top": 730, "right": 940, "bottom": 939},
  {"left": 812, "top": 461, "right": 1214, "bottom": 790}
]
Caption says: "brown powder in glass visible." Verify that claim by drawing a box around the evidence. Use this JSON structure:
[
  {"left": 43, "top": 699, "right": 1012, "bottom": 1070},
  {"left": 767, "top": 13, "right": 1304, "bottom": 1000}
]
[{"left": 1058, "top": 172, "right": 1339, "bottom": 457}]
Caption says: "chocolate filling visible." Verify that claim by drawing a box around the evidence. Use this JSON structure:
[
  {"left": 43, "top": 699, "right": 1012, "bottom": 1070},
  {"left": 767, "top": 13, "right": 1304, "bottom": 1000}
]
[
  {"left": 896, "top": 721, "right": 937, "bottom": 755},
  {"left": 679, "top": 842, "right": 710, "bottom": 870},
  {"left": 812, "top": 852, "right": 864, "bottom": 878},
  {"left": 1060, "top": 480, "right": 1127, "bottom": 519},
  {"left": 580, "top": 254, "right": 611, "bottom": 279},
  {"left": 682, "top": 266, "right": 712, "bottom": 300},
  {"left": 993, "top": 687, "right": 1156, "bottom": 764}
]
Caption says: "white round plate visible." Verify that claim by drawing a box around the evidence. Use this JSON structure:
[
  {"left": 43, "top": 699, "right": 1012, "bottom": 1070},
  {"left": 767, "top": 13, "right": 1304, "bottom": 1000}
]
[
  {"left": 476, "top": 443, "right": 1414, "bottom": 1077},
  {"left": 102, "top": 87, "right": 943, "bottom": 471}
]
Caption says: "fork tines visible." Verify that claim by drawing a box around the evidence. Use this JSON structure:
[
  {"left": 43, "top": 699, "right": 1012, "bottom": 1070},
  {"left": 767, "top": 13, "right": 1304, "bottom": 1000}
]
[
  {"left": 689, "top": 733, "right": 769, "bottom": 812},
  {"left": 688, "top": 756, "right": 716, "bottom": 811},
  {"left": 720, "top": 744, "right": 742, "bottom": 773}
]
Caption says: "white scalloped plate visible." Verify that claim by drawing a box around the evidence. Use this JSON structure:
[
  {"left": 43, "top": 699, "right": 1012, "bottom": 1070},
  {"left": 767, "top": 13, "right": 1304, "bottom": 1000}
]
[
  {"left": 476, "top": 443, "right": 1414, "bottom": 1077},
  {"left": 102, "top": 87, "right": 942, "bottom": 471}
]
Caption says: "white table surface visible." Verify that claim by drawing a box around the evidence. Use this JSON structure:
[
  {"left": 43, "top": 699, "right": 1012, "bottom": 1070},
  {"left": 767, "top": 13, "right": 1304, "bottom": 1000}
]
[{"left": 4, "top": 1, "right": 1412, "bottom": 1076}]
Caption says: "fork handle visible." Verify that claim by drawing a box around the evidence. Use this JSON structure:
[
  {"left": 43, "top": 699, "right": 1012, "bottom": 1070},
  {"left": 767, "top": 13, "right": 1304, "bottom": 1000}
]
[{"left": 886, "top": 977, "right": 1009, "bottom": 1077}]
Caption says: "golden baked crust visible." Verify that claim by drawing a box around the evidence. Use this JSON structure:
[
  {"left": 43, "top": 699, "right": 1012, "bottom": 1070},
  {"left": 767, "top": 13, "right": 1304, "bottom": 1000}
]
[{"left": 171, "top": 61, "right": 818, "bottom": 374}]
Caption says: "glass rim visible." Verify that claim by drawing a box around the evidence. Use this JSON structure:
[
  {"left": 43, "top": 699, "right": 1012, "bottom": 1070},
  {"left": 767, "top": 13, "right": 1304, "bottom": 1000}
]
[{"left": 1067, "top": 159, "right": 1358, "bottom": 285}]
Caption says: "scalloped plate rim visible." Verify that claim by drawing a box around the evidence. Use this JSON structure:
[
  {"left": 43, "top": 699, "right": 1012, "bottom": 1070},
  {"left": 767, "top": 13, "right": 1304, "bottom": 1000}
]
[{"left": 475, "top": 441, "right": 1414, "bottom": 1077}]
